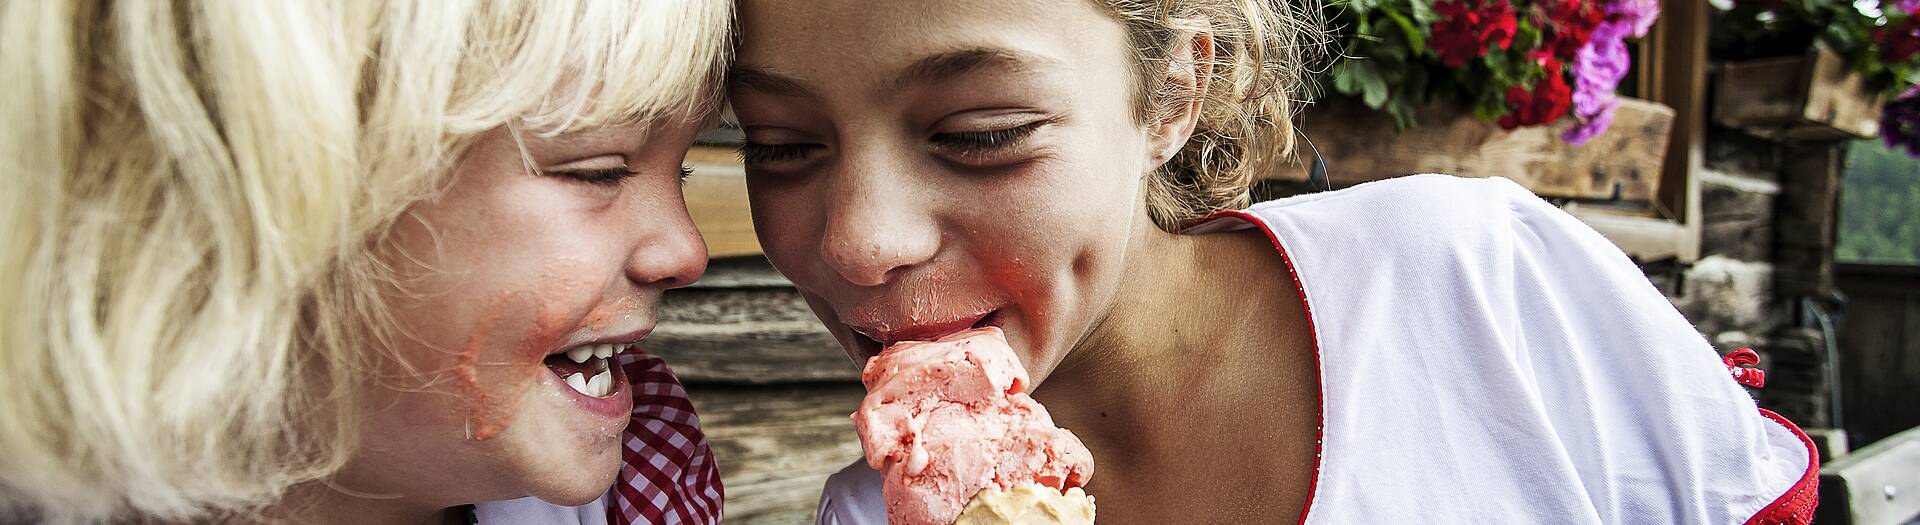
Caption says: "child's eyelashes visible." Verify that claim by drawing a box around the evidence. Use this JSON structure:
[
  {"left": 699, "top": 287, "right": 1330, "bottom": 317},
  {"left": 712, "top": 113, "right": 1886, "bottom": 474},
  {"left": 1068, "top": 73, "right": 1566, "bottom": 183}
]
[
  {"left": 929, "top": 119, "right": 1049, "bottom": 156},
  {"left": 548, "top": 165, "right": 695, "bottom": 186},
  {"left": 737, "top": 117, "right": 1056, "bottom": 169},
  {"left": 738, "top": 142, "right": 824, "bottom": 165},
  {"left": 552, "top": 166, "right": 638, "bottom": 186}
]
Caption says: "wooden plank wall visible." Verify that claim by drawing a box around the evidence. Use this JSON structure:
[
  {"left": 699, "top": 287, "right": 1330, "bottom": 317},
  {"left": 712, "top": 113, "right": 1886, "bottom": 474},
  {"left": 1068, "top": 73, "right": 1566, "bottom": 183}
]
[
  {"left": 1835, "top": 263, "right": 1920, "bottom": 449},
  {"left": 661, "top": 254, "right": 866, "bottom": 524}
]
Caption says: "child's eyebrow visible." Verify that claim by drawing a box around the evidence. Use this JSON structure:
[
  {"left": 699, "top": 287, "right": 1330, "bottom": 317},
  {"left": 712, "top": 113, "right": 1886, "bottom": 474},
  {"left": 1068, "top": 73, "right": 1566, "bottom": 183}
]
[
  {"left": 892, "top": 47, "right": 1060, "bottom": 91},
  {"left": 727, "top": 66, "right": 821, "bottom": 100}
]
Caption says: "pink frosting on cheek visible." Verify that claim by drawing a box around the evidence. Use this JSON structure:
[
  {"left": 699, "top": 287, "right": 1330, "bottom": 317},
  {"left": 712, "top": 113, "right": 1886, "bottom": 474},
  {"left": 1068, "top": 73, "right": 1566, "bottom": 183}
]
[{"left": 450, "top": 270, "right": 608, "bottom": 440}]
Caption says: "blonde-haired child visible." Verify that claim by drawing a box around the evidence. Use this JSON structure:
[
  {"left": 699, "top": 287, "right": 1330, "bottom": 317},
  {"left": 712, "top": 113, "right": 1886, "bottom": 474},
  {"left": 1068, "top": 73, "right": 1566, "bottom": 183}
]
[{"left": 1, "top": 1, "right": 730, "bottom": 523}]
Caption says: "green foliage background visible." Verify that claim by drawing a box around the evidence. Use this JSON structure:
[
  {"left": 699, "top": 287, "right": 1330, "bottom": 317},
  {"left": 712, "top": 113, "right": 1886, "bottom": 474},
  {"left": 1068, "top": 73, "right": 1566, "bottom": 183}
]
[{"left": 1838, "top": 139, "right": 1920, "bottom": 264}]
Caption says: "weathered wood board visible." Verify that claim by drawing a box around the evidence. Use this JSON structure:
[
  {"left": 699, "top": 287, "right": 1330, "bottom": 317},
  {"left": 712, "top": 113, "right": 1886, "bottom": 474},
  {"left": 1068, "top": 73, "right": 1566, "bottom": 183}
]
[
  {"left": 1836, "top": 264, "right": 1920, "bottom": 449},
  {"left": 686, "top": 156, "right": 760, "bottom": 258},
  {"left": 1289, "top": 97, "right": 1676, "bottom": 204},
  {"left": 689, "top": 383, "right": 865, "bottom": 525},
  {"left": 1816, "top": 424, "right": 1920, "bottom": 525},
  {"left": 1714, "top": 47, "right": 1886, "bottom": 141},
  {"left": 651, "top": 257, "right": 856, "bottom": 384}
]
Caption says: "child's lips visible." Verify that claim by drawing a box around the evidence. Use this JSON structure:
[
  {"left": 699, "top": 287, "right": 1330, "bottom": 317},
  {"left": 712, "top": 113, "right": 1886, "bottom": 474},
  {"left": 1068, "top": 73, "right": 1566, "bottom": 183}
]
[
  {"left": 853, "top": 314, "right": 986, "bottom": 347},
  {"left": 848, "top": 309, "right": 1008, "bottom": 361}
]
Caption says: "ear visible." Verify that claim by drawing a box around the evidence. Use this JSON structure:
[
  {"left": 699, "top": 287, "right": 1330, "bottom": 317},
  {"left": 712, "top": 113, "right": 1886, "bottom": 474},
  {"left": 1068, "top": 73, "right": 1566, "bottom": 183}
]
[{"left": 1147, "top": 29, "right": 1215, "bottom": 167}]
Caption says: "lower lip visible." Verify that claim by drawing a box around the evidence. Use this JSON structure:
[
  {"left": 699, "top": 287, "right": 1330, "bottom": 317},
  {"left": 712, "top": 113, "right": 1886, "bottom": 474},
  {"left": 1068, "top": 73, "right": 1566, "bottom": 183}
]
[
  {"left": 549, "top": 365, "right": 632, "bottom": 420},
  {"left": 856, "top": 309, "right": 1008, "bottom": 362}
]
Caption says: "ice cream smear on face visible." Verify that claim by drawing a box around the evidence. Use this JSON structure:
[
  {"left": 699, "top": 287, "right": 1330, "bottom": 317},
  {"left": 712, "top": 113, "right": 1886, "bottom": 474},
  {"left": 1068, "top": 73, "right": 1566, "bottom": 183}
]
[{"left": 854, "top": 327, "right": 1096, "bottom": 525}]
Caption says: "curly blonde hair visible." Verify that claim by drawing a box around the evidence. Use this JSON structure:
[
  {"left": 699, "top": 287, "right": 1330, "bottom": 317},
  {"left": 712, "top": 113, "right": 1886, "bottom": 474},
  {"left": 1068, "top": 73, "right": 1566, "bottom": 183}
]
[
  {"left": 0, "top": 1, "right": 730, "bottom": 522},
  {"left": 1098, "top": 0, "right": 1327, "bottom": 230}
]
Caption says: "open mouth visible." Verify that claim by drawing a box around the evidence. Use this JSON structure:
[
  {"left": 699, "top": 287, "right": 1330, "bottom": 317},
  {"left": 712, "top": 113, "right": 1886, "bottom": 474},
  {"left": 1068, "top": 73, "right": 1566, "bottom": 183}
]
[
  {"left": 851, "top": 309, "right": 1007, "bottom": 362},
  {"left": 542, "top": 342, "right": 632, "bottom": 398}
]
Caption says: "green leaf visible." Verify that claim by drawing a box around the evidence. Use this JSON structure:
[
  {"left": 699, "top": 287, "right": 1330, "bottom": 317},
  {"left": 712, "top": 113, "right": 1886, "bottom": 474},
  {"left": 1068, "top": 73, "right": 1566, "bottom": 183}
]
[
  {"left": 1358, "top": 62, "right": 1391, "bottom": 108},
  {"left": 1387, "top": 66, "right": 1430, "bottom": 130},
  {"left": 1371, "top": 39, "right": 1410, "bottom": 61},
  {"left": 1406, "top": 0, "right": 1437, "bottom": 25},
  {"left": 1513, "top": 22, "right": 1541, "bottom": 56},
  {"left": 1383, "top": 9, "right": 1426, "bottom": 56},
  {"left": 1332, "top": 60, "right": 1362, "bottom": 95}
]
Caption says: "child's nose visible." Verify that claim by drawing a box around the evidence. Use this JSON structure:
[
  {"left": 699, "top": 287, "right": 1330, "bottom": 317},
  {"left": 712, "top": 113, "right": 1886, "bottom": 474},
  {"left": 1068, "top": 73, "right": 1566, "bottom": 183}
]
[{"left": 817, "top": 149, "right": 939, "bottom": 288}]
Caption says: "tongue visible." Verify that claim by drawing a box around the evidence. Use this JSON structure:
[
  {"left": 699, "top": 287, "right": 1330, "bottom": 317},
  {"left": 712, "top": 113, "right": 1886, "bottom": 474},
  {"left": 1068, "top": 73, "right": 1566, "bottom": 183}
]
[{"left": 543, "top": 354, "right": 598, "bottom": 378}]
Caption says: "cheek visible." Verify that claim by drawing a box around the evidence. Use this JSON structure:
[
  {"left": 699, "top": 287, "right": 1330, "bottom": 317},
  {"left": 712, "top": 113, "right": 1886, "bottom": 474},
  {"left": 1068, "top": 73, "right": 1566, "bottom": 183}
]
[
  {"left": 384, "top": 257, "right": 612, "bottom": 440},
  {"left": 455, "top": 263, "right": 617, "bottom": 439},
  {"left": 965, "top": 160, "right": 1138, "bottom": 298},
  {"left": 747, "top": 182, "right": 825, "bottom": 276}
]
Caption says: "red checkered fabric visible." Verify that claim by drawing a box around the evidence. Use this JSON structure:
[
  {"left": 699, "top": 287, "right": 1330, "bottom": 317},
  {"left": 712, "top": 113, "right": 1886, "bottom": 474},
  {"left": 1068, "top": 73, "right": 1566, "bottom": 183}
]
[{"left": 608, "top": 353, "right": 723, "bottom": 525}]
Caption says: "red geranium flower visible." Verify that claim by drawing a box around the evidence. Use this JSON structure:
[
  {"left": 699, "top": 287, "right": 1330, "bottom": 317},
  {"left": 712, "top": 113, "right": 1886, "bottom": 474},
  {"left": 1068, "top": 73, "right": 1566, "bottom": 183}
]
[
  {"left": 1434, "top": 0, "right": 1519, "bottom": 67},
  {"left": 1534, "top": 0, "right": 1605, "bottom": 61},
  {"left": 1500, "top": 60, "right": 1573, "bottom": 129},
  {"left": 1874, "top": 12, "right": 1920, "bottom": 65}
]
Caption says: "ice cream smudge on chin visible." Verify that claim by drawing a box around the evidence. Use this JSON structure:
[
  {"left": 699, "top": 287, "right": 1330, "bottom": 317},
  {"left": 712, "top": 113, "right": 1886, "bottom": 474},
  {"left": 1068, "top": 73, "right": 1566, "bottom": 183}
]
[{"left": 854, "top": 327, "right": 1096, "bottom": 525}]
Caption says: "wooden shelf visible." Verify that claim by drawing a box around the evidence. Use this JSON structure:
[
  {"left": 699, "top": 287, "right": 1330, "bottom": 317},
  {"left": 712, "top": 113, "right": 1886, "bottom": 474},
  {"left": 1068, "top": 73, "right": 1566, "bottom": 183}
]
[
  {"left": 1715, "top": 47, "right": 1886, "bottom": 141},
  {"left": 1289, "top": 97, "right": 1677, "bottom": 206}
]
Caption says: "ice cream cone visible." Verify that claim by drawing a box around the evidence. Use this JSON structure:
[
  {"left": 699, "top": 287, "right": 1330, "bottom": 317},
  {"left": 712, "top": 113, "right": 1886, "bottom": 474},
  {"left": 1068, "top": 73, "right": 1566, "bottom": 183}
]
[{"left": 953, "top": 483, "right": 1096, "bottom": 525}]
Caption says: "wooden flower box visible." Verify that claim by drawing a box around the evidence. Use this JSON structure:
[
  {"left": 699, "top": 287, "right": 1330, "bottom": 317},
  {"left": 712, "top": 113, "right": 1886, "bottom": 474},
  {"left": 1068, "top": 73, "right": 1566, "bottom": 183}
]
[
  {"left": 1285, "top": 96, "right": 1678, "bottom": 206},
  {"left": 1713, "top": 46, "right": 1886, "bottom": 141}
]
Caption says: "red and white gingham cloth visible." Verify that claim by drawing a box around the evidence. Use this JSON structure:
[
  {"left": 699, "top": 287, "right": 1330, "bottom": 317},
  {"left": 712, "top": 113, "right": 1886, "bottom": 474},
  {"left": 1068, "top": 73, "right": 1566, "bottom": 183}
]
[{"left": 608, "top": 352, "right": 723, "bottom": 525}]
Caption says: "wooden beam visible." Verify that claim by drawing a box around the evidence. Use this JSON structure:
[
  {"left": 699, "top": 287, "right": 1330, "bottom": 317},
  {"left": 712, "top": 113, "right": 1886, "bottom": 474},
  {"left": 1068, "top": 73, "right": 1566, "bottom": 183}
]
[
  {"left": 1775, "top": 144, "right": 1844, "bottom": 297},
  {"left": 1649, "top": 0, "right": 1708, "bottom": 226},
  {"left": 1561, "top": 203, "right": 1691, "bottom": 262}
]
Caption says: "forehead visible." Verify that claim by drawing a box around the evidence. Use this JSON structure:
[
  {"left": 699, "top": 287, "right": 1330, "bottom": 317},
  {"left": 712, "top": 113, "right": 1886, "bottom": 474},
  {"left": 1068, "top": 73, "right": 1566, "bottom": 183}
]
[{"left": 733, "top": 0, "right": 1130, "bottom": 92}]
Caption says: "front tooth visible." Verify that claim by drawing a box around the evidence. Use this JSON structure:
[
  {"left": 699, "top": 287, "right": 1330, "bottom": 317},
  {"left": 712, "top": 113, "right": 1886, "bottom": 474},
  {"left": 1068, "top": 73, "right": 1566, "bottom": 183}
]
[
  {"left": 587, "top": 370, "right": 612, "bottom": 396},
  {"left": 566, "top": 347, "right": 593, "bottom": 364},
  {"left": 565, "top": 372, "right": 589, "bottom": 395},
  {"left": 619, "top": 343, "right": 634, "bottom": 354},
  {"left": 593, "top": 344, "right": 614, "bottom": 359}
]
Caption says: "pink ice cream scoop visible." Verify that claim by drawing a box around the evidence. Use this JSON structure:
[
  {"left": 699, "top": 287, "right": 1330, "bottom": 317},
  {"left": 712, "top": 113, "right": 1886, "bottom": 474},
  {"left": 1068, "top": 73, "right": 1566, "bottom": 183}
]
[{"left": 853, "top": 327, "right": 1095, "bottom": 525}]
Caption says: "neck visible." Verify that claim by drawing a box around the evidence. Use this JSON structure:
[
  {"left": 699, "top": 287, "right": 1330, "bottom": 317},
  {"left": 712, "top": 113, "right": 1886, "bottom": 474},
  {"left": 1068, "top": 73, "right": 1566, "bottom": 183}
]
[
  {"left": 1035, "top": 215, "right": 1309, "bottom": 467},
  {"left": 265, "top": 480, "right": 464, "bottom": 525}
]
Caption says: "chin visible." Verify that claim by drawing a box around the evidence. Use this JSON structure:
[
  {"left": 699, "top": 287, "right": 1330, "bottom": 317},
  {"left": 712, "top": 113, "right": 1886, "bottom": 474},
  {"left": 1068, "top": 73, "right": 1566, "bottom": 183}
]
[
  {"left": 524, "top": 445, "right": 623, "bottom": 506},
  {"left": 499, "top": 373, "right": 630, "bottom": 507}
]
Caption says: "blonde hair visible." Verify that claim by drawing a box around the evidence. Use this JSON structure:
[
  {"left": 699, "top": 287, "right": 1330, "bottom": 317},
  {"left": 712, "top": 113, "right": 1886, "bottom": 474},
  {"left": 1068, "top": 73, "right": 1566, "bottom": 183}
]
[
  {"left": 0, "top": 1, "right": 730, "bottom": 522},
  {"left": 1098, "top": 0, "right": 1327, "bottom": 230}
]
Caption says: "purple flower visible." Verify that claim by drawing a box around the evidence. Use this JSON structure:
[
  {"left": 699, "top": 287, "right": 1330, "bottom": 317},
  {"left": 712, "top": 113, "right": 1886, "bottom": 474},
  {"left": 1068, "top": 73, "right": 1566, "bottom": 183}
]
[
  {"left": 1608, "top": 0, "right": 1661, "bottom": 38},
  {"left": 1565, "top": 21, "right": 1634, "bottom": 144},
  {"left": 1560, "top": 0, "right": 1661, "bottom": 144},
  {"left": 1884, "top": 85, "right": 1920, "bottom": 158},
  {"left": 1564, "top": 101, "right": 1618, "bottom": 144},
  {"left": 1891, "top": 0, "right": 1920, "bottom": 14}
]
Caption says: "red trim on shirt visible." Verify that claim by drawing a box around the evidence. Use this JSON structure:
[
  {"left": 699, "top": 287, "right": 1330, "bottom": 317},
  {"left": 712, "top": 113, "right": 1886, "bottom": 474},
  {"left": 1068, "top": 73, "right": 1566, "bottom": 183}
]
[
  {"left": 1743, "top": 409, "right": 1820, "bottom": 525},
  {"left": 1194, "top": 210, "right": 1326, "bottom": 525}
]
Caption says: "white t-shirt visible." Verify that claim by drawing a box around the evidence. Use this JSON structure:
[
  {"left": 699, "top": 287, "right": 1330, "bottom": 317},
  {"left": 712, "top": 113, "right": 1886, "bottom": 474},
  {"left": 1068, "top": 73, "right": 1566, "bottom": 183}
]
[{"left": 816, "top": 175, "right": 1818, "bottom": 524}]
